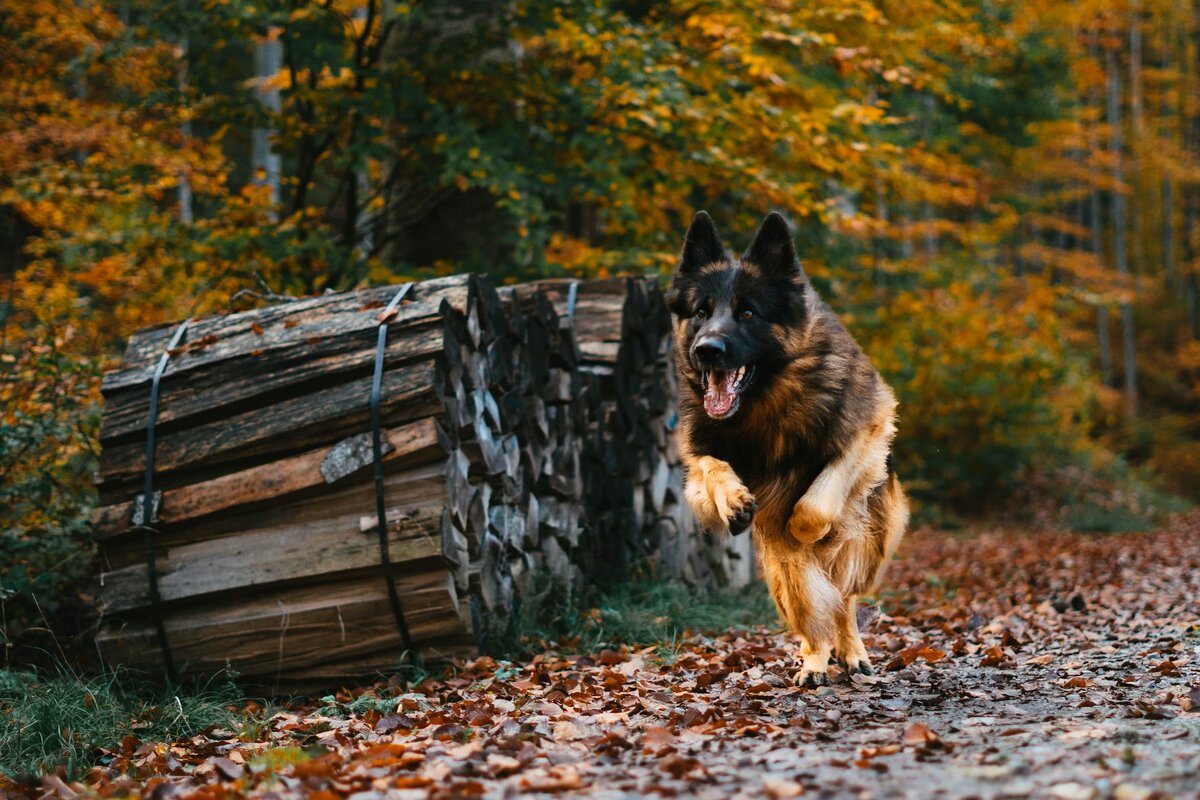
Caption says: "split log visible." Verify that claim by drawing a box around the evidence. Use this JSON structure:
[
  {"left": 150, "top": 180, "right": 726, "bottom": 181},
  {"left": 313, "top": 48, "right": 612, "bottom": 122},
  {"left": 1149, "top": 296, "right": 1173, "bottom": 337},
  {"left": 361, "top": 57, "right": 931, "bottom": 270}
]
[
  {"left": 97, "top": 570, "right": 470, "bottom": 692},
  {"left": 98, "top": 465, "right": 446, "bottom": 614},
  {"left": 92, "top": 418, "right": 441, "bottom": 540},
  {"left": 97, "top": 358, "right": 441, "bottom": 496}
]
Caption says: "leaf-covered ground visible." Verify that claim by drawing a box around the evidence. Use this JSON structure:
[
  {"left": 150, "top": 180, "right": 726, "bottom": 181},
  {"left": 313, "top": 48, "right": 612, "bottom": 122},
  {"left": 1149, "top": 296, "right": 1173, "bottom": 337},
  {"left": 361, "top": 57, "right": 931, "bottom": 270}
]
[{"left": 12, "top": 516, "right": 1200, "bottom": 800}]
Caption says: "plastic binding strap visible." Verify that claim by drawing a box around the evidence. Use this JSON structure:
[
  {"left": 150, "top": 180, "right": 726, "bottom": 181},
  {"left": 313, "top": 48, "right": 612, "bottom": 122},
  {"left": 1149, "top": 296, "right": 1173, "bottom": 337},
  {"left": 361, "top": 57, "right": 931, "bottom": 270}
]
[
  {"left": 566, "top": 280, "right": 579, "bottom": 318},
  {"left": 371, "top": 283, "right": 417, "bottom": 656},
  {"left": 138, "top": 317, "right": 191, "bottom": 683}
]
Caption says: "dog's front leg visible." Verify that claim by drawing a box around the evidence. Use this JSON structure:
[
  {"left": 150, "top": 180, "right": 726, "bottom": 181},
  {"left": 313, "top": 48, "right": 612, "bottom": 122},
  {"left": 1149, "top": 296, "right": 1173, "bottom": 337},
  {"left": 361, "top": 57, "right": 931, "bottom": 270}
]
[
  {"left": 788, "top": 466, "right": 844, "bottom": 544},
  {"left": 683, "top": 455, "right": 757, "bottom": 536},
  {"left": 789, "top": 421, "right": 892, "bottom": 544}
]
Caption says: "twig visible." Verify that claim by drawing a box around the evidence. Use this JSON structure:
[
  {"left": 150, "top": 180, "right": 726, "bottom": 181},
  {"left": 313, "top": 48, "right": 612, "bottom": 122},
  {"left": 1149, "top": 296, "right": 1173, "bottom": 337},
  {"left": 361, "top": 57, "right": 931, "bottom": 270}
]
[{"left": 228, "top": 274, "right": 301, "bottom": 309}]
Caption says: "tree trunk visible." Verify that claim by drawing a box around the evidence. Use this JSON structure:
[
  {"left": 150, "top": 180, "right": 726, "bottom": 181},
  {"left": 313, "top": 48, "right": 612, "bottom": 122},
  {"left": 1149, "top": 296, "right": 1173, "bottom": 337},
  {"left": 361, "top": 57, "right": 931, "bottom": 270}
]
[
  {"left": 252, "top": 28, "right": 283, "bottom": 214},
  {"left": 1086, "top": 36, "right": 1116, "bottom": 388},
  {"left": 1186, "top": 188, "right": 1200, "bottom": 340},
  {"left": 1129, "top": 3, "right": 1144, "bottom": 295},
  {"left": 1107, "top": 46, "right": 1139, "bottom": 417},
  {"left": 1162, "top": 29, "right": 1177, "bottom": 291},
  {"left": 874, "top": 170, "right": 888, "bottom": 296},
  {"left": 1184, "top": 6, "right": 1200, "bottom": 339},
  {"left": 178, "top": 27, "right": 193, "bottom": 224}
]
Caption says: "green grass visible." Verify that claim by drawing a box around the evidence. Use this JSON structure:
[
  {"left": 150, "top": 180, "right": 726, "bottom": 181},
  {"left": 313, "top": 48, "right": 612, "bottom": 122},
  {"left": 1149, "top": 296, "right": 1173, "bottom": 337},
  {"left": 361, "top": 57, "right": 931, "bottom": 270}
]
[
  {"left": 0, "top": 667, "right": 262, "bottom": 780},
  {"left": 1062, "top": 502, "right": 1157, "bottom": 534},
  {"left": 516, "top": 573, "right": 779, "bottom": 656}
]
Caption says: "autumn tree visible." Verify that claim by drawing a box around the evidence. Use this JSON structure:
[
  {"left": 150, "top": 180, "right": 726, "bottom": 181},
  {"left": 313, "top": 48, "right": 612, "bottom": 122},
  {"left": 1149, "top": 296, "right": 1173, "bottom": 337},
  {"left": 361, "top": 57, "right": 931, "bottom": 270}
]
[{"left": 5, "top": 0, "right": 1200, "bottom": 657}]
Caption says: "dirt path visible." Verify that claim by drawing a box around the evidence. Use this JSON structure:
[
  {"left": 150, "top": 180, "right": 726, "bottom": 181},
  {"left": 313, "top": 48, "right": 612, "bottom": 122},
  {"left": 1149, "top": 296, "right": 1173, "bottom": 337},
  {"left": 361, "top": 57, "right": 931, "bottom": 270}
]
[{"left": 28, "top": 517, "right": 1200, "bottom": 799}]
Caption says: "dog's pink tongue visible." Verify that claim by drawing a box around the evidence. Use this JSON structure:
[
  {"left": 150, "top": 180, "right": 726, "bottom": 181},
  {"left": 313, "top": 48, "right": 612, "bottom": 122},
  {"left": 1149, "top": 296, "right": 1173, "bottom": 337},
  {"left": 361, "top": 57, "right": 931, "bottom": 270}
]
[{"left": 704, "top": 371, "right": 737, "bottom": 417}]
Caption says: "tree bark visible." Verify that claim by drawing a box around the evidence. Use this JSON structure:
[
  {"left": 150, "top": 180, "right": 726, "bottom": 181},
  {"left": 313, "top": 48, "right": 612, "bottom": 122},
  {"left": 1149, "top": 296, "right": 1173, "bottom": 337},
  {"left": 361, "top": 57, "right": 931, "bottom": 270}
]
[
  {"left": 1087, "top": 38, "right": 1115, "bottom": 387},
  {"left": 252, "top": 28, "right": 283, "bottom": 214},
  {"left": 1161, "top": 27, "right": 1177, "bottom": 291},
  {"left": 1107, "top": 46, "right": 1139, "bottom": 417},
  {"left": 1129, "top": 3, "right": 1145, "bottom": 294}
]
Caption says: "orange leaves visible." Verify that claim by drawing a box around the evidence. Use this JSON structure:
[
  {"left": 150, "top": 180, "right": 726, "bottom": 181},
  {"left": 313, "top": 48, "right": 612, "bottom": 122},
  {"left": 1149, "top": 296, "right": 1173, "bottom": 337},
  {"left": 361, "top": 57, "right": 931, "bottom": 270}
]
[
  {"left": 884, "top": 645, "right": 947, "bottom": 672},
  {"left": 507, "top": 0, "right": 989, "bottom": 253},
  {"left": 902, "top": 722, "right": 940, "bottom": 746},
  {"left": 853, "top": 267, "right": 1088, "bottom": 504}
]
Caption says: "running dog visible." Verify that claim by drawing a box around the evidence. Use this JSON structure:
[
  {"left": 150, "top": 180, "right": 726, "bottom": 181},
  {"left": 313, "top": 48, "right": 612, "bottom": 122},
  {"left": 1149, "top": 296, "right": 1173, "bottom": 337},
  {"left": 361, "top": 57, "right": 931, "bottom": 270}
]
[{"left": 668, "top": 210, "right": 908, "bottom": 686}]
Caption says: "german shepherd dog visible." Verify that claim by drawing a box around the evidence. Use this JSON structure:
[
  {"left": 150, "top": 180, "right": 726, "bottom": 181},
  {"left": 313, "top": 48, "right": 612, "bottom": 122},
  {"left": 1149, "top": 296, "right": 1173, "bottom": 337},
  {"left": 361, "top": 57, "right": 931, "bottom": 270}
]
[{"left": 668, "top": 211, "right": 909, "bottom": 687}]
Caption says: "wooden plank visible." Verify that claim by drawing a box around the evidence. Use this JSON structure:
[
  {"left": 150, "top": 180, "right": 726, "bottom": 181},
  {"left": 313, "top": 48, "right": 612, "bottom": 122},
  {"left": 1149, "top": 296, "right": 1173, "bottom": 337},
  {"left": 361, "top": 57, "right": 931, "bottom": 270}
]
[
  {"left": 97, "top": 459, "right": 451, "bottom": 569},
  {"left": 113, "top": 275, "right": 470, "bottom": 375},
  {"left": 88, "top": 272, "right": 740, "bottom": 688},
  {"left": 100, "top": 321, "right": 448, "bottom": 443},
  {"left": 92, "top": 418, "right": 441, "bottom": 537},
  {"left": 97, "top": 360, "right": 440, "bottom": 489},
  {"left": 96, "top": 570, "right": 468, "bottom": 681},
  {"left": 98, "top": 497, "right": 444, "bottom": 614}
]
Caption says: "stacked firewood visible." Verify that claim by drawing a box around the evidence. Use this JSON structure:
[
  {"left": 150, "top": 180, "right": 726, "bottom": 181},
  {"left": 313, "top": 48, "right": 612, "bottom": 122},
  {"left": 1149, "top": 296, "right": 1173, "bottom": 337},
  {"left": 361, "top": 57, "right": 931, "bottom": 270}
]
[
  {"left": 93, "top": 273, "right": 751, "bottom": 691},
  {"left": 517, "top": 279, "right": 754, "bottom": 590}
]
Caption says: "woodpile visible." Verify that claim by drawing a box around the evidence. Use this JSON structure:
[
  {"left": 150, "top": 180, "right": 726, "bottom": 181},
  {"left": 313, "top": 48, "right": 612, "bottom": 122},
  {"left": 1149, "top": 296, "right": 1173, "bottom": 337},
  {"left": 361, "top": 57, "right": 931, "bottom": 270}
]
[
  {"left": 515, "top": 280, "right": 753, "bottom": 589},
  {"left": 93, "top": 273, "right": 752, "bottom": 691}
]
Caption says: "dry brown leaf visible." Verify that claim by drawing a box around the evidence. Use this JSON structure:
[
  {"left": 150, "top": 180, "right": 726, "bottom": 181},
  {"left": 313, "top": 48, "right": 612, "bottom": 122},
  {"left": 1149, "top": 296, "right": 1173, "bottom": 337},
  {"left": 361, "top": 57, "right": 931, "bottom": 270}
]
[
  {"left": 903, "top": 722, "right": 940, "bottom": 746},
  {"left": 518, "top": 766, "right": 583, "bottom": 792},
  {"left": 763, "top": 776, "right": 805, "bottom": 798}
]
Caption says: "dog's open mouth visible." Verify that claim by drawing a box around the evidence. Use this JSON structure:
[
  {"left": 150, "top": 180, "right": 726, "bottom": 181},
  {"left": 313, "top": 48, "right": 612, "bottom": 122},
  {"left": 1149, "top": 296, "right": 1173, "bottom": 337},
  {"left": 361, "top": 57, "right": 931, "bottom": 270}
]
[{"left": 702, "top": 365, "right": 755, "bottom": 419}]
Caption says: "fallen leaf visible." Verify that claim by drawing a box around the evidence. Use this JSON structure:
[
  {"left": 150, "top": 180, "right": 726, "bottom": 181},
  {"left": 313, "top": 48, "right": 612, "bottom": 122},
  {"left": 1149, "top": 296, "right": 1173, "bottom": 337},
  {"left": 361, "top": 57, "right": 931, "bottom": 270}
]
[
  {"left": 210, "top": 757, "right": 242, "bottom": 782},
  {"left": 519, "top": 766, "right": 583, "bottom": 791},
  {"left": 763, "top": 776, "right": 804, "bottom": 798},
  {"left": 903, "top": 722, "right": 939, "bottom": 746}
]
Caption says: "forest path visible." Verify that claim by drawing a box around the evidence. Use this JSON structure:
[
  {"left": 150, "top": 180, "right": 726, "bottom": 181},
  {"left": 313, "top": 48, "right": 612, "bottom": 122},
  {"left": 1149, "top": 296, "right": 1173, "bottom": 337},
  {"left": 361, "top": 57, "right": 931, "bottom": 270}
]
[{"left": 32, "top": 517, "right": 1200, "bottom": 800}]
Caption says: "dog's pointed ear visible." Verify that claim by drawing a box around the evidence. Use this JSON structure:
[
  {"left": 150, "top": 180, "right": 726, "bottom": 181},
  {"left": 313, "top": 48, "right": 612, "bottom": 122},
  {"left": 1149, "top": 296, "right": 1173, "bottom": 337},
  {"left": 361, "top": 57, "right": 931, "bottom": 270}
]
[
  {"left": 743, "top": 212, "right": 801, "bottom": 277},
  {"left": 677, "top": 211, "right": 726, "bottom": 275}
]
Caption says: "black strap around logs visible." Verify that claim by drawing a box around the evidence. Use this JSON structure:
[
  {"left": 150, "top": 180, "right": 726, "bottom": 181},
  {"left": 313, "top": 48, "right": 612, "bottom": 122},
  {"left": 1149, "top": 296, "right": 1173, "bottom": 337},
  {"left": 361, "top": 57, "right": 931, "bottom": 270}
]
[
  {"left": 371, "top": 283, "right": 417, "bottom": 656},
  {"left": 136, "top": 317, "right": 191, "bottom": 683}
]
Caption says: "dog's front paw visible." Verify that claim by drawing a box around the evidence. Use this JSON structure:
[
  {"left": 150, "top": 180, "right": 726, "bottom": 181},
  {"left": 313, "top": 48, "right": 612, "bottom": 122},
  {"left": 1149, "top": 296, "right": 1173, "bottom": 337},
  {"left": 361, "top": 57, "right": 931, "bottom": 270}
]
[
  {"left": 685, "top": 456, "right": 757, "bottom": 535},
  {"left": 725, "top": 492, "right": 757, "bottom": 536},
  {"left": 788, "top": 498, "right": 833, "bottom": 544},
  {"left": 793, "top": 641, "right": 833, "bottom": 688},
  {"left": 843, "top": 657, "right": 874, "bottom": 677},
  {"left": 837, "top": 634, "right": 874, "bottom": 679},
  {"left": 792, "top": 666, "right": 831, "bottom": 688}
]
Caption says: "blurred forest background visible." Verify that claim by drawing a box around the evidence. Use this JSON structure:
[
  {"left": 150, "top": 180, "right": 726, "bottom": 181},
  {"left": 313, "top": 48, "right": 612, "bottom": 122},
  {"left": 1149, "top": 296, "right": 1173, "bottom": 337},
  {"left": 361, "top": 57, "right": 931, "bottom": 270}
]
[{"left": 3, "top": 0, "right": 1200, "bottom": 655}]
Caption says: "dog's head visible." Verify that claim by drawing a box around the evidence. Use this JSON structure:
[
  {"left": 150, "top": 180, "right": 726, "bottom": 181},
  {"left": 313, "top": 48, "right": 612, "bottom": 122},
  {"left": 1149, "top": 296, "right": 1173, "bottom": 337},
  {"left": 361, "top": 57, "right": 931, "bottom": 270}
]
[{"left": 667, "top": 211, "right": 808, "bottom": 421}]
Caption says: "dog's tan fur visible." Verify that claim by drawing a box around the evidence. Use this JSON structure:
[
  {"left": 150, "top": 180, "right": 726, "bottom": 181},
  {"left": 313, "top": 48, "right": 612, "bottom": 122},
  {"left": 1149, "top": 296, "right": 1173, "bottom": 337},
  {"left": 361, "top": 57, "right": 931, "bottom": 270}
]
[{"left": 670, "top": 211, "right": 909, "bottom": 685}]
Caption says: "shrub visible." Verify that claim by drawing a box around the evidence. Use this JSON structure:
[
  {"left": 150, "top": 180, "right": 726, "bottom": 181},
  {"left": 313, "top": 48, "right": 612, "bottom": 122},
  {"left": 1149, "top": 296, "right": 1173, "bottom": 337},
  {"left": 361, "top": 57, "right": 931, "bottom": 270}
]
[
  {"left": 0, "top": 344, "right": 100, "bottom": 666},
  {"left": 846, "top": 272, "right": 1092, "bottom": 509}
]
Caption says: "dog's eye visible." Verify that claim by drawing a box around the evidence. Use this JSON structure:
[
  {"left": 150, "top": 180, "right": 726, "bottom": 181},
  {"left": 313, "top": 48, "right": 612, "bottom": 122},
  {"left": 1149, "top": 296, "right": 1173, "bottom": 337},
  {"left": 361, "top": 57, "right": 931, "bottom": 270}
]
[
  {"left": 694, "top": 308, "right": 708, "bottom": 320},
  {"left": 741, "top": 308, "right": 754, "bottom": 320}
]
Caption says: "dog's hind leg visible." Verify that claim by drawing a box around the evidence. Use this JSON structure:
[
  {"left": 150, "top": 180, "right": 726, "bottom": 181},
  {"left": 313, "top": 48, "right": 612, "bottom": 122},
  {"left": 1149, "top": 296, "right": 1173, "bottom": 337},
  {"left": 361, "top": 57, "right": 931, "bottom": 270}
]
[
  {"left": 836, "top": 595, "right": 873, "bottom": 676},
  {"left": 872, "top": 472, "right": 909, "bottom": 585},
  {"left": 761, "top": 550, "right": 841, "bottom": 688}
]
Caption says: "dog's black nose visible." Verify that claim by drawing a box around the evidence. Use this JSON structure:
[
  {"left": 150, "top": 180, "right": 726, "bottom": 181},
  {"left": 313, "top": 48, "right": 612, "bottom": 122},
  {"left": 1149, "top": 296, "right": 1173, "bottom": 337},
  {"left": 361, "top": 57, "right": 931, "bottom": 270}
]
[{"left": 692, "top": 336, "right": 726, "bottom": 362}]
